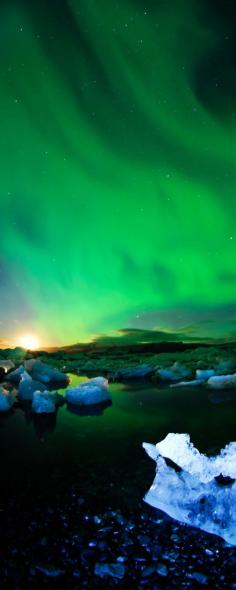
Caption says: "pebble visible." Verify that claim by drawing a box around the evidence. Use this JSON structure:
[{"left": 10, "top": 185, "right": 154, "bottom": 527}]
[
  {"left": 156, "top": 563, "right": 168, "bottom": 576},
  {"left": 35, "top": 564, "right": 65, "bottom": 577},
  {"left": 191, "top": 571, "right": 208, "bottom": 584},
  {"left": 0, "top": 499, "right": 235, "bottom": 589},
  {"left": 94, "top": 562, "right": 126, "bottom": 579}
]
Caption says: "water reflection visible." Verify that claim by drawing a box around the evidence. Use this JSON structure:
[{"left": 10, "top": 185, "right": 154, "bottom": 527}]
[
  {"left": 67, "top": 399, "right": 112, "bottom": 417},
  {"left": 208, "top": 389, "right": 236, "bottom": 404},
  {"left": 32, "top": 412, "right": 58, "bottom": 441},
  {"left": 17, "top": 401, "right": 60, "bottom": 441},
  {"left": 0, "top": 374, "right": 236, "bottom": 453},
  {"left": 0, "top": 373, "right": 113, "bottom": 439}
]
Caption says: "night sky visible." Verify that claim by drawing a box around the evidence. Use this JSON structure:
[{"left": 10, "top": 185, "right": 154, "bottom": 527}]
[{"left": 0, "top": 0, "right": 236, "bottom": 347}]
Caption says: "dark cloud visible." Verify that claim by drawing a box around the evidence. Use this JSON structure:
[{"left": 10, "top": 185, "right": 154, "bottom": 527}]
[{"left": 92, "top": 327, "right": 207, "bottom": 346}]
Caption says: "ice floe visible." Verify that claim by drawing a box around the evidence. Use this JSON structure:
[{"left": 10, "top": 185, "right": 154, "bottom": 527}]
[
  {"left": 6, "top": 365, "right": 26, "bottom": 384},
  {"left": 66, "top": 377, "right": 111, "bottom": 406},
  {"left": 18, "top": 371, "right": 46, "bottom": 400},
  {"left": 170, "top": 370, "right": 236, "bottom": 390},
  {"left": 24, "top": 360, "right": 69, "bottom": 387},
  {"left": 196, "top": 369, "right": 215, "bottom": 381},
  {"left": 206, "top": 374, "right": 236, "bottom": 389},
  {"left": 143, "top": 433, "right": 236, "bottom": 545}
]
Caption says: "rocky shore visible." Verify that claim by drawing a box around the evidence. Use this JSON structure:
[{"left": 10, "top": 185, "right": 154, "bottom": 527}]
[{"left": 0, "top": 482, "right": 235, "bottom": 589}]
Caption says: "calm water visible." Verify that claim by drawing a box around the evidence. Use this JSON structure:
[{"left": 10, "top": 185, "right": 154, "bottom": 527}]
[{"left": 0, "top": 375, "right": 236, "bottom": 510}]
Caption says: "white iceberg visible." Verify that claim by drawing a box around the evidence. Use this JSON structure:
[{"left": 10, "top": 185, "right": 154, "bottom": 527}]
[
  {"left": 207, "top": 374, "right": 236, "bottom": 389},
  {"left": 66, "top": 377, "right": 111, "bottom": 406},
  {"left": 170, "top": 369, "right": 234, "bottom": 389},
  {"left": 32, "top": 391, "right": 61, "bottom": 413},
  {"left": 143, "top": 433, "right": 236, "bottom": 545},
  {"left": 0, "top": 387, "right": 15, "bottom": 412}
]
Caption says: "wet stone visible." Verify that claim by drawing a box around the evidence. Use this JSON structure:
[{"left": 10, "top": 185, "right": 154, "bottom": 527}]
[
  {"left": 0, "top": 486, "right": 235, "bottom": 589},
  {"left": 35, "top": 564, "right": 65, "bottom": 577},
  {"left": 141, "top": 565, "right": 156, "bottom": 577},
  {"left": 205, "top": 549, "right": 214, "bottom": 556},
  {"left": 156, "top": 563, "right": 168, "bottom": 576},
  {"left": 137, "top": 534, "right": 151, "bottom": 547},
  {"left": 72, "top": 569, "right": 81, "bottom": 578},
  {"left": 189, "top": 571, "right": 208, "bottom": 584},
  {"left": 94, "top": 562, "right": 126, "bottom": 579}
]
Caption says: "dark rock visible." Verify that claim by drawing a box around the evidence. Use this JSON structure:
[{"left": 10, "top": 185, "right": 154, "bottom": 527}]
[
  {"left": 141, "top": 565, "right": 156, "bottom": 577},
  {"left": 156, "top": 563, "right": 168, "bottom": 576},
  {"left": 35, "top": 564, "right": 65, "bottom": 577},
  {"left": 191, "top": 571, "right": 208, "bottom": 584},
  {"left": 94, "top": 562, "right": 126, "bottom": 579}
]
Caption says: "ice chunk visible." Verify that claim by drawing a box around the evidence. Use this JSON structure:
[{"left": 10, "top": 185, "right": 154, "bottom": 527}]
[
  {"left": 196, "top": 369, "right": 215, "bottom": 381},
  {"left": 24, "top": 360, "right": 69, "bottom": 386},
  {"left": 32, "top": 391, "right": 62, "bottom": 413},
  {"left": 0, "top": 387, "right": 15, "bottom": 412},
  {"left": 144, "top": 433, "right": 236, "bottom": 481},
  {"left": 6, "top": 364, "right": 26, "bottom": 384},
  {"left": 18, "top": 371, "right": 46, "bottom": 400},
  {"left": 207, "top": 374, "right": 236, "bottom": 389},
  {"left": 66, "top": 376, "right": 111, "bottom": 406},
  {"left": 157, "top": 362, "right": 191, "bottom": 382},
  {"left": 143, "top": 433, "right": 236, "bottom": 545},
  {"left": 79, "top": 377, "right": 108, "bottom": 388}
]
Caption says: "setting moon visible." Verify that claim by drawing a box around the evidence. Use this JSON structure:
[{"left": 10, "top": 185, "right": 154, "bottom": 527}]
[{"left": 19, "top": 335, "right": 40, "bottom": 350}]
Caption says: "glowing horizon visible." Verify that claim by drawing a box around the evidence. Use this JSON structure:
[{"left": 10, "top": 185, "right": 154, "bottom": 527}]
[{"left": 18, "top": 334, "right": 41, "bottom": 351}]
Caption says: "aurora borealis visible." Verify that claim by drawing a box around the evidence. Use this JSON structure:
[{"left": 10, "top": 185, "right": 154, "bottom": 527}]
[{"left": 0, "top": 0, "right": 236, "bottom": 347}]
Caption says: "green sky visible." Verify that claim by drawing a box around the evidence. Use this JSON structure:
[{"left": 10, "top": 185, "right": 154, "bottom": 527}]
[{"left": 0, "top": 0, "right": 236, "bottom": 347}]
